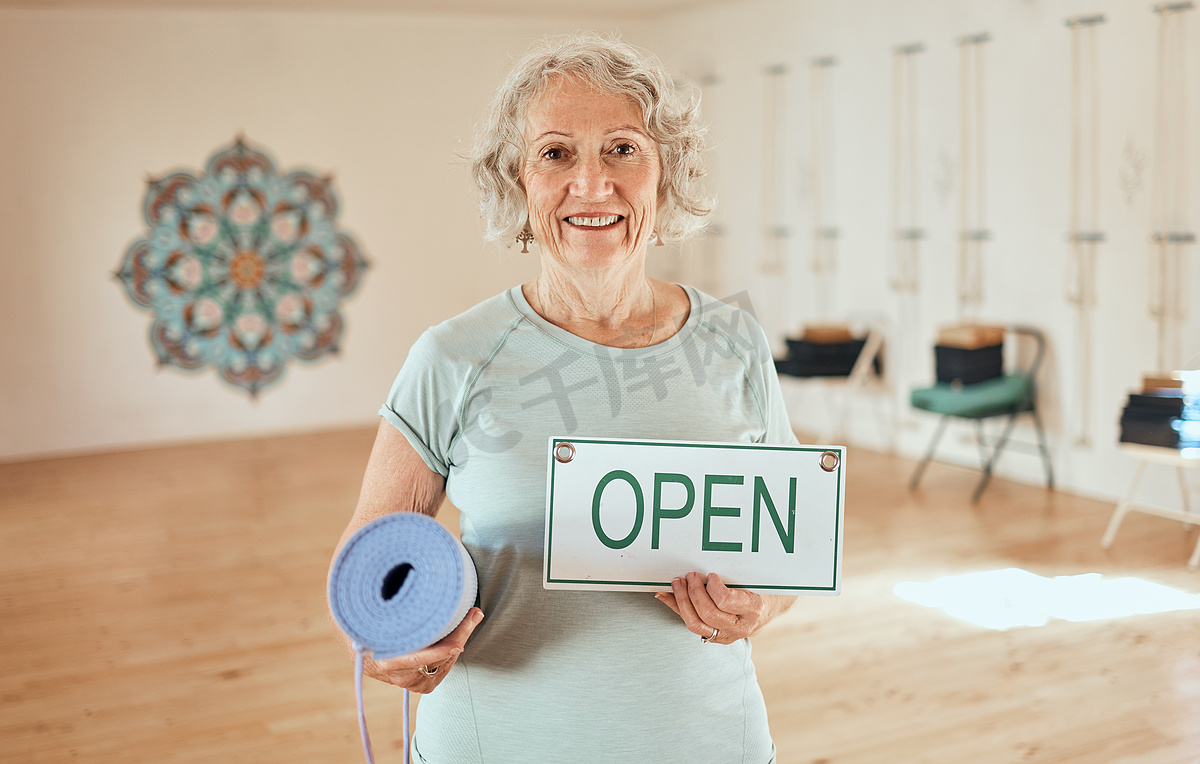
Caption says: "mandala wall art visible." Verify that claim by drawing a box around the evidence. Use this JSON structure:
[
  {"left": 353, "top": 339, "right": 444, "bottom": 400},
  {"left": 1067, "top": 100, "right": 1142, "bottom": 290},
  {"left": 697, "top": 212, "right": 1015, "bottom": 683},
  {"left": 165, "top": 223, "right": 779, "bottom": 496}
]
[{"left": 115, "top": 136, "right": 369, "bottom": 397}]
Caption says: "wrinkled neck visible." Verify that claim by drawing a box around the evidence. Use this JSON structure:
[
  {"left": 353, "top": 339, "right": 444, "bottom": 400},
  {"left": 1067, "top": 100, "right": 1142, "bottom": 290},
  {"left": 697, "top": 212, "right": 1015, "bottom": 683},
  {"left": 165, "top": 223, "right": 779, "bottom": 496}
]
[{"left": 524, "top": 258, "right": 659, "bottom": 348}]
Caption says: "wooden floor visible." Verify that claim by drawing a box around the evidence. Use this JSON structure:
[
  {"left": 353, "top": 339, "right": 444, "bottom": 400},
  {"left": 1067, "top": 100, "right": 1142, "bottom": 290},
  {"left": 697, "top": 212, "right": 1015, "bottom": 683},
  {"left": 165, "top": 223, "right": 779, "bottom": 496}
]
[{"left": 2, "top": 427, "right": 1199, "bottom": 763}]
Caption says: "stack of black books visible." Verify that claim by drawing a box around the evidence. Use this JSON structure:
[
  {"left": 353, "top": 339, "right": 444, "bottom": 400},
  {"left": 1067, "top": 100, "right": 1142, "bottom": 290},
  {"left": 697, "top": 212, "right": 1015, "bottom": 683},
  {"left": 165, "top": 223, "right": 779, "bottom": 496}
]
[
  {"left": 775, "top": 324, "right": 881, "bottom": 378},
  {"left": 933, "top": 324, "right": 1005, "bottom": 386},
  {"left": 935, "top": 344, "right": 1003, "bottom": 385},
  {"left": 1118, "top": 379, "right": 1200, "bottom": 449}
]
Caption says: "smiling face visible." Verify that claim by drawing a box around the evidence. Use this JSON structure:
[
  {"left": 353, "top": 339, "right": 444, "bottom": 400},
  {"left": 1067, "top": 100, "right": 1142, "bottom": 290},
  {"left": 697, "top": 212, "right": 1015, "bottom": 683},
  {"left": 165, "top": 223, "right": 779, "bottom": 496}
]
[{"left": 521, "top": 77, "right": 661, "bottom": 272}]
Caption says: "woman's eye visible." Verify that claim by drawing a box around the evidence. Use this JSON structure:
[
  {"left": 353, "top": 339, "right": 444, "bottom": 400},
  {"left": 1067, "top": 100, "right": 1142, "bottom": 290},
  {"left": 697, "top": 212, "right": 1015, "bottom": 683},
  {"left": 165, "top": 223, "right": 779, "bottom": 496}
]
[
  {"left": 613, "top": 143, "right": 637, "bottom": 156},
  {"left": 541, "top": 147, "right": 565, "bottom": 160}
]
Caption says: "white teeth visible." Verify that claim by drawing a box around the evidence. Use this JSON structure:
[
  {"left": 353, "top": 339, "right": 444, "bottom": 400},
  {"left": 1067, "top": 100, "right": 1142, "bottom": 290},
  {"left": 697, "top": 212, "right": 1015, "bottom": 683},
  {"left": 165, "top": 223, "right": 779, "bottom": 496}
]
[{"left": 567, "top": 215, "right": 620, "bottom": 227}]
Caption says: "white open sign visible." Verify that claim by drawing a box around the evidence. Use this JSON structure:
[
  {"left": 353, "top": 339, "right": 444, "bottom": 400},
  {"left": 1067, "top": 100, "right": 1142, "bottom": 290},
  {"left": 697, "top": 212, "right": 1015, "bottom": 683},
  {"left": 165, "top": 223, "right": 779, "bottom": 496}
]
[{"left": 543, "top": 437, "right": 845, "bottom": 595}]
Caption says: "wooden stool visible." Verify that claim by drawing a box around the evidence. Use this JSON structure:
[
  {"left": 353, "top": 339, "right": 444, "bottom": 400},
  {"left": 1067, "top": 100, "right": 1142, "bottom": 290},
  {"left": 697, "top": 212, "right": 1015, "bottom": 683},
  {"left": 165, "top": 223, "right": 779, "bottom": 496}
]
[{"left": 1101, "top": 442, "right": 1200, "bottom": 568}]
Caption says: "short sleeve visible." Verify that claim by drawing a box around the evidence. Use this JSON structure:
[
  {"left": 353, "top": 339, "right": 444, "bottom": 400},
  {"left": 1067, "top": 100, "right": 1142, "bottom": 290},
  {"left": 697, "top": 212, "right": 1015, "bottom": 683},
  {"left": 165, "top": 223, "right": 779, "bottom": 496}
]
[
  {"left": 749, "top": 317, "right": 800, "bottom": 446},
  {"left": 378, "top": 330, "right": 465, "bottom": 477}
]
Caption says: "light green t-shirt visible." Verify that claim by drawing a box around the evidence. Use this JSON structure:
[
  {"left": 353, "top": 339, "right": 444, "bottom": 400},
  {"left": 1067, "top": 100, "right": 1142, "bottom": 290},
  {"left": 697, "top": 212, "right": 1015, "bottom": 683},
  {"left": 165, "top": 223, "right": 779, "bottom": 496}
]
[{"left": 380, "top": 285, "right": 797, "bottom": 764}]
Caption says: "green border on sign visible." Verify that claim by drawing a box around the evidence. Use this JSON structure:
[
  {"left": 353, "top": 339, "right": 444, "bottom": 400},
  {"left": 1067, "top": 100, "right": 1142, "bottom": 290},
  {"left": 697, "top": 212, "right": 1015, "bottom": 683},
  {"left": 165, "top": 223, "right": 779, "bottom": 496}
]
[{"left": 546, "top": 438, "right": 843, "bottom": 592}]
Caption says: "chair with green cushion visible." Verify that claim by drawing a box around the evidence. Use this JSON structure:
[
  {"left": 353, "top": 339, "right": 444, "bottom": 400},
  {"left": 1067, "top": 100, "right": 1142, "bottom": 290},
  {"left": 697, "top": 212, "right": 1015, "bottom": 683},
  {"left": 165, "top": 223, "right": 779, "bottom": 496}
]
[{"left": 908, "top": 325, "right": 1054, "bottom": 503}]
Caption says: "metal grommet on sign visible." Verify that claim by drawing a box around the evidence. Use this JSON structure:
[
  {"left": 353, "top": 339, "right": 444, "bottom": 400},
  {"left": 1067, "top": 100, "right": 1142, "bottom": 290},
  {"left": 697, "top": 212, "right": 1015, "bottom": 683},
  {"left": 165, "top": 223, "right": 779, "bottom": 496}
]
[
  {"left": 554, "top": 441, "right": 576, "bottom": 464},
  {"left": 819, "top": 450, "right": 840, "bottom": 472}
]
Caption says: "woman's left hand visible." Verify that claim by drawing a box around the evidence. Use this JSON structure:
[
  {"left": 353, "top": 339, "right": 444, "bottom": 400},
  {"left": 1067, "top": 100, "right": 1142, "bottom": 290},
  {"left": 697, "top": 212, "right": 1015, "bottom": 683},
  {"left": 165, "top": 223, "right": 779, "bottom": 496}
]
[{"left": 655, "top": 571, "right": 796, "bottom": 645}]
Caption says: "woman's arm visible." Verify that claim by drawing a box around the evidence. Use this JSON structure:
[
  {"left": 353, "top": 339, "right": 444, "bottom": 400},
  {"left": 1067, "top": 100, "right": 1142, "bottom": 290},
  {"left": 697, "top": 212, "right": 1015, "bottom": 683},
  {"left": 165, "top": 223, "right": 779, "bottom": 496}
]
[
  {"left": 655, "top": 572, "right": 795, "bottom": 645},
  {"left": 331, "top": 420, "right": 484, "bottom": 693}
]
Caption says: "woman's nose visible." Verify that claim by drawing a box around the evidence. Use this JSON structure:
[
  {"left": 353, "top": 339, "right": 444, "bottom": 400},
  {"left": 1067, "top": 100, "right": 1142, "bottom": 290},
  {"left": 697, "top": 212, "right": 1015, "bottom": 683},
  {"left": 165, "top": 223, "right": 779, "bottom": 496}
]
[{"left": 569, "top": 155, "right": 613, "bottom": 200}]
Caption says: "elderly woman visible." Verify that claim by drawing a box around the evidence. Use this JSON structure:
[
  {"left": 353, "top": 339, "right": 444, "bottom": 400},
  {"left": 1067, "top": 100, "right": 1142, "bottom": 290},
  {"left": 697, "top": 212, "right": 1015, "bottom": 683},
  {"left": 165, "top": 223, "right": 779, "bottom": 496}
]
[{"left": 334, "top": 33, "right": 798, "bottom": 762}]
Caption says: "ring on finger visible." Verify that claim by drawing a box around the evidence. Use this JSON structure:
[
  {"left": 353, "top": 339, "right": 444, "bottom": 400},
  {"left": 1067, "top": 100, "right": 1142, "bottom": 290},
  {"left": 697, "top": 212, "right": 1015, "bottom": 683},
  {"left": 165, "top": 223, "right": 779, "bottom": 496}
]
[
  {"left": 700, "top": 625, "right": 719, "bottom": 644},
  {"left": 419, "top": 665, "right": 439, "bottom": 677}
]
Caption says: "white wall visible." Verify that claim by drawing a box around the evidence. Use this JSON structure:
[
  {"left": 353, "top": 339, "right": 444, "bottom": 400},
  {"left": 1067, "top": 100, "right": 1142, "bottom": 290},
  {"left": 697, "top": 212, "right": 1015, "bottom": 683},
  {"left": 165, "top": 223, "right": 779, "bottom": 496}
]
[
  {"left": 2, "top": 1, "right": 1195, "bottom": 506},
  {"left": 644, "top": 0, "right": 1199, "bottom": 503},
  {"left": 0, "top": 8, "right": 648, "bottom": 461}
]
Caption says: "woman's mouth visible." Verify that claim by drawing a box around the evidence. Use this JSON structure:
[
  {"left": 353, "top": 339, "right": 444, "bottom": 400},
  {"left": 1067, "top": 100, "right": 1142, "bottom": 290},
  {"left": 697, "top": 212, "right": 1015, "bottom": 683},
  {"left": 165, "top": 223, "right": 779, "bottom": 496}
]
[{"left": 565, "top": 215, "right": 622, "bottom": 227}]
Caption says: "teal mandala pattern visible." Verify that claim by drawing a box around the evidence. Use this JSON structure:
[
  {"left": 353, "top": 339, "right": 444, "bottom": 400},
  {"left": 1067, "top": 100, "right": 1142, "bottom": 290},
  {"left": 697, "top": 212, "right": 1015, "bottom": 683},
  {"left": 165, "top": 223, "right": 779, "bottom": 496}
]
[{"left": 115, "top": 137, "right": 368, "bottom": 397}]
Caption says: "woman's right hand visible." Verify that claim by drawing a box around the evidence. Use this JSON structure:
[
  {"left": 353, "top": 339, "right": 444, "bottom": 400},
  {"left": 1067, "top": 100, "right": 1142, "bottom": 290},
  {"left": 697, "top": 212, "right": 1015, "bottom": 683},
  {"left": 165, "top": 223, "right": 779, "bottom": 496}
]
[
  {"left": 335, "top": 423, "right": 484, "bottom": 693},
  {"left": 362, "top": 607, "right": 485, "bottom": 693}
]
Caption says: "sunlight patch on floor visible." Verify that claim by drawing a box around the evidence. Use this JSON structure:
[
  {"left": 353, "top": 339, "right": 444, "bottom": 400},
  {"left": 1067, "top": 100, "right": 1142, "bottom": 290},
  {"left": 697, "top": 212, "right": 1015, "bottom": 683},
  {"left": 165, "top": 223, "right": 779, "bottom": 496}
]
[{"left": 893, "top": 568, "right": 1200, "bottom": 630}]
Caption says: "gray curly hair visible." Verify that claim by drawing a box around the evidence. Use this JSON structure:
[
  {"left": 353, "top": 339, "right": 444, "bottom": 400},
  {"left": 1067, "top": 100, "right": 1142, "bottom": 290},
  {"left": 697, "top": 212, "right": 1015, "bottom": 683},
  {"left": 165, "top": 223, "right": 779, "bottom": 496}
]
[{"left": 468, "top": 32, "right": 713, "bottom": 247}]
